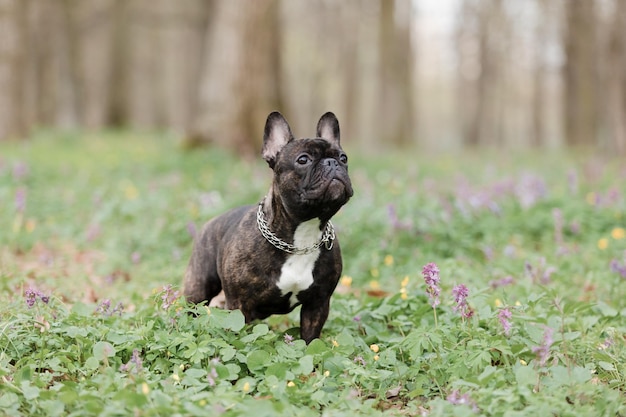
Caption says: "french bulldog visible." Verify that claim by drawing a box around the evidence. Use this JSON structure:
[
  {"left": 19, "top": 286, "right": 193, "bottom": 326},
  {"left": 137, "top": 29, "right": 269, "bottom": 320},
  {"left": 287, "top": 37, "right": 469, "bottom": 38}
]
[{"left": 183, "top": 111, "right": 353, "bottom": 343}]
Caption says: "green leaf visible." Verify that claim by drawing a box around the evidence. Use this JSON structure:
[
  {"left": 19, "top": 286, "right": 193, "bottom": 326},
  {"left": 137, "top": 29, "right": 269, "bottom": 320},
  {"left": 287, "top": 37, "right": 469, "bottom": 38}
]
[
  {"left": 571, "top": 366, "right": 592, "bottom": 384},
  {"left": 0, "top": 393, "right": 19, "bottom": 408},
  {"left": 222, "top": 310, "right": 245, "bottom": 331},
  {"left": 20, "top": 382, "right": 40, "bottom": 400},
  {"left": 598, "top": 361, "right": 616, "bottom": 371},
  {"left": 477, "top": 365, "right": 497, "bottom": 383},
  {"left": 266, "top": 363, "right": 289, "bottom": 379},
  {"left": 220, "top": 346, "right": 236, "bottom": 361},
  {"left": 92, "top": 341, "right": 116, "bottom": 361},
  {"left": 84, "top": 356, "right": 100, "bottom": 371},
  {"left": 247, "top": 350, "right": 271, "bottom": 372},
  {"left": 185, "top": 368, "right": 207, "bottom": 378},
  {"left": 71, "top": 302, "right": 95, "bottom": 317},
  {"left": 515, "top": 365, "right": 537, "bottom": 386},
  {"left": 295, "top": 355, "right": 314, "bottom": 376},
  {"left": 596, "top": 302, "right": 618, "bottom": 317},
  {"left": 253, "top": 324, "right": 269, "bottom": 335},
  {"left": 306, "top": 339, "right": 328, "bottom": 356}
]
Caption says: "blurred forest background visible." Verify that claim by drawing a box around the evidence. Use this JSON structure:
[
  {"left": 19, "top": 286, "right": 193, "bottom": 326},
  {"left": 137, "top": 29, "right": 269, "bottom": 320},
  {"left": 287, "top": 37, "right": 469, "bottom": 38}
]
[{"left": 1, "top": 0, "right": 625, "bottom": 155}]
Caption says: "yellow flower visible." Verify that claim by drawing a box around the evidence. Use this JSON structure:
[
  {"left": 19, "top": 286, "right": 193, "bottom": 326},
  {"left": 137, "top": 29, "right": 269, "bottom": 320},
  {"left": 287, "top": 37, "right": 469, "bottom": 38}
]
[
  {"left": 122, "top": 180, "right": 139, "bottom": 200},
  {"left": 12, "top": 214, "right": 22, "bottom": 234},
  {"left": 401, "top": 276, "right": 409, "bottom": 288},
  {"left": 373, "top": 355, "right": 379, "bottom": 361},
  {"left": 25, "top": 218, "right": 36, "bottom": 233},
  {"left": 243, "top": 382, "right": 250, "bottom": 392},
  {"left": 369, "top": 280, "right": 380, "bottom": 290},
  {"left": 172, "top": 374, "right": 180, "bottom": 382},
  {"left": 400, "top": 286, "right": 408, "bottom": 300},
  {"left": 188, "top": 203, "right": 199, "bottom": 218},
  {"left": 287, "top": 381, "right": 296, "bottom": 388},
  {"left": 324, "top": 371, "right": 330, "bottom": 377},
  {"left": 340, "top": 276, "right": 352, "bottom": 287},
  {"left": 586, "top": 192, "right": 597, "bottom": 206},
  {"left": 598, "top": 238, "right": 609, "bottom": 250},
  {"left": 494, "top": 299, "right": 502, "bottom": 308},
  {"left": 141, "top": 382, "right": 150, "bottom": 395},
  {"left": 384, "top": 255, "right": 394, "bottom": 266},
  {"left": 370, "top": 344, "right": 380, "bottom": 353},
  {"left": 611, "top": 227, "right": 625, "bottom": 240},
  {"left": 520, "top": 359, "right": 527, "bottom": 366},
  {"left": 515, "top": 300, "right": 521, "bottom": 306},
  {"left": 332, "top": 340, "right": 339, "bottom": 347}
]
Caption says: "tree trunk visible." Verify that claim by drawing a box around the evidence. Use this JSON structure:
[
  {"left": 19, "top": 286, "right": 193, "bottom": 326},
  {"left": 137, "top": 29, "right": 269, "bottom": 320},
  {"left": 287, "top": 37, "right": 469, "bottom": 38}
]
[
  {"left": 606, "top": 0, "right": 626, "bottom": 154},
  {"left": 0, "top": 0, "right": 29, "bottom": 140},
  {"left": 563, "top": 0, "right": 597, "bottom": 147},
  {"left": 530, "top": 0, "right": 549, "bottom": 148},
  {"left": 377, "top": 0, "right": 414, "bottom": 146},
  {"left": 187, "top": 0, "right": 282, "bottom": 155}
]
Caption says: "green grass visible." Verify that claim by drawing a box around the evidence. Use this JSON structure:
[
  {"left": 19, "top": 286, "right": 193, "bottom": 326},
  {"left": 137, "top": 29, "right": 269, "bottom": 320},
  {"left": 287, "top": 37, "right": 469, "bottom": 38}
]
[{"left": 1, "top": 131, "right": 625, "bottom": 416}]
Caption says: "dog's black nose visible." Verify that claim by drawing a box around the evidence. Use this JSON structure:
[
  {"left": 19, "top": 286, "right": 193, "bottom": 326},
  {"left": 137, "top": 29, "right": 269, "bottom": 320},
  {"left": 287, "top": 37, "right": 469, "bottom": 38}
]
[{"left": 323, "top": 158, "right": 339, "bottom": 168}]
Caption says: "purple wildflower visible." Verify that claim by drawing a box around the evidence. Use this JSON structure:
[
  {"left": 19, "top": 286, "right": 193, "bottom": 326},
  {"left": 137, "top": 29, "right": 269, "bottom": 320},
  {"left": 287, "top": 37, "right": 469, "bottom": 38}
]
[
  {"left": 25, "top": 289, "right": 38, "bottom": 308},
  {"left": 447, "top": 390, "right": 478, "bottom": 412},
  {"left": 422, "top": 263, "right": 441, "bottom": 308},
  {"left": 498, "top": 308, "right": 512, "bottom": 336},
  {"left": 12, "top": 161, "right": 29, "bottom": 181},
  {"left": 15, "top": 188, "right": 27, "bottom": 213},
  {"left": 97, "top": 299, "right": 124, "bottom": 317},
  {"left": 206, "top": 358, "right": 221, "bottom": 386},
  {"left": 525, "top": 258, "right": 556, "bottom": 285},
  {"left": 187, "top": 222, "right": 197, "bottom": 239},
  {"left": 120, "top": 349, "right": 143, "bottom": 373},
  {"left": 387, "top": 204, "right": 400, "bottom": 229},
  {"left": 567, "top": 170, "right": 578, "bottom": 195},
  {"left": 553, "top": 208, "right": 563, "bottom": 246},
  {"left": 86, "top": 223, "right": 101, "bottom": 242},
  {"left": 131, "top": 251, "right": 142, "bottom": 264},
  {"left": 532, "top": 326, "right": 554, "bottom": 367},
  {"left": 207, "top": 366, "right": 219, "bottom": 386},
  {"left": 515, "top": 173, "right": 547, "bottom": 209},
  {"left": 610, "top": 259, "right": 626, "bottom": 279},
  {"left": 489, "top": 276, "right": 515, "bottom": 289},
  {"left": 24, "top": 288, "right": 48, "bottom": 308},
  {"left": 353, "top": 356, "right": 366, "bottom": 366},
  {"left": 452, "top": 284, "right": 472, "bottom": 319},
  {"left": 387, "top": 204, "right": 412, "bottom": 230},
  {"left": 160, "top": 285, "right": 180, "bottom": 310},
  {"left": 353, "top": 315, "right": 362, "bottom": 323},
  {"left": 97, "top": 299, "right": 111, "bottom": 314},
  {"left": 284, "top": 334, "right": 295, "bottom": 345}
]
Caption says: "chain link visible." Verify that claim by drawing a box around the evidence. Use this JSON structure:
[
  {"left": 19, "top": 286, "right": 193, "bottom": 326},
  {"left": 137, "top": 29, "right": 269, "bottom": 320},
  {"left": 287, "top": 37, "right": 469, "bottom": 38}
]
[{"left": 257, "top": 199, "right": 335, "bottom": 255}]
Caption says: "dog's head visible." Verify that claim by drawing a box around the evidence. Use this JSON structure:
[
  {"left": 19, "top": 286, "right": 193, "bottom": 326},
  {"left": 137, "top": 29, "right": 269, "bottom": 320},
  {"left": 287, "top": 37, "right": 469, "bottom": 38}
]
[{"left": 262, "top": 112, "right": 353, "bottom": 222}]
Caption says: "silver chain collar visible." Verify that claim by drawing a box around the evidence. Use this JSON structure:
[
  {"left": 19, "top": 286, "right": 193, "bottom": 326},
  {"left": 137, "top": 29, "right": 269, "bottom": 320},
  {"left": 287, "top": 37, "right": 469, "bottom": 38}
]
[{"left": 256, "top": 198, "right": 335, "bottom": 255}]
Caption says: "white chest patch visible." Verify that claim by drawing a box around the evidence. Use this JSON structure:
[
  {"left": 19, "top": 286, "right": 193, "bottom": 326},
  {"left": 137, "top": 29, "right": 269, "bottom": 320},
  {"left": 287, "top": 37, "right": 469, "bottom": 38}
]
[{"left": 276, "top": 219, "right": 322, "bottom": 307}]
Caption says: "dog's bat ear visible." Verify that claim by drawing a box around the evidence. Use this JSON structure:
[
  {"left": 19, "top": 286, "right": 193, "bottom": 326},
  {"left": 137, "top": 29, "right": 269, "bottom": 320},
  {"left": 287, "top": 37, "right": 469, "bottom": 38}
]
[
  {"left": 263, "top": 112, "right": 294, "bottom": 168},
  {"left": 316, "top": 112, "right": 340, "bottom": 145}
]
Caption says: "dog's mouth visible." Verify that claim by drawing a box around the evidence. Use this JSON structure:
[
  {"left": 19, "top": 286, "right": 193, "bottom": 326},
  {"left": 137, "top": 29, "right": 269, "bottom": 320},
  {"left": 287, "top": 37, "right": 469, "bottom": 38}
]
[
  {"left": 325, "top": 177, "right": 353, "bottom": 200},
  {"left": 302, "top": 174, "right": 353, "bottom": 205}
]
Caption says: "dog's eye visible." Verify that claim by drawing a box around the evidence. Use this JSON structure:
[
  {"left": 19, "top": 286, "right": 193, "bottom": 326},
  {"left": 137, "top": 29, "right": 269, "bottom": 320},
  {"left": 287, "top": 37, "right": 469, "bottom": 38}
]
[
  {"left": 296, "top": 155, "right": 311, "bottom": 165},
  {"left": 339, "top": 154, "right": 348, "bottom": 164}
]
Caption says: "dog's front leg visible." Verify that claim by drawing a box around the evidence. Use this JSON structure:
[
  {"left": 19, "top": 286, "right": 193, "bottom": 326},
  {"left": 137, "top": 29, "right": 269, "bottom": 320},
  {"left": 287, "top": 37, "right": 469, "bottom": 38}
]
[{"left": 300, "top": 300, "right": 330, "bottom": 344}]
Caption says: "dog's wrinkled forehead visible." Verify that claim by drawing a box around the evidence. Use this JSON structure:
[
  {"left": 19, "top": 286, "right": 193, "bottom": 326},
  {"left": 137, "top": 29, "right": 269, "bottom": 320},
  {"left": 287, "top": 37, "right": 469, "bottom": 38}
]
[{"left": 274, "top": 138, "right": 341, "bottom": 172}]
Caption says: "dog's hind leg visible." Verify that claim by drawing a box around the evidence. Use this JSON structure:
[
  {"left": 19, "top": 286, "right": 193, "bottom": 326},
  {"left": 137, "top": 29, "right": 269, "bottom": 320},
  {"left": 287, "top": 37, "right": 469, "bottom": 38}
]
[{"left": 183, "top": 224, "right": 223, "bottom": 304}]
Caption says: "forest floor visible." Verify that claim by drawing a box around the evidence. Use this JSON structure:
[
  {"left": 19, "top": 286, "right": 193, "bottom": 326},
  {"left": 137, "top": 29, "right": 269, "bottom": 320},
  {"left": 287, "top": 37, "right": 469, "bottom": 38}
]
[{"left": 1, "top": 131, "right": 625, "bottom": 416}]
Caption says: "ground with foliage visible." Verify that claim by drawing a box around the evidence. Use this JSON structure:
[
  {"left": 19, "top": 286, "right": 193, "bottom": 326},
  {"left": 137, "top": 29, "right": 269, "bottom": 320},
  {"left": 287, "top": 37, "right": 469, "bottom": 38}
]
[{"left": 1, "top": 132, "right": 625, "bottom": 416}]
